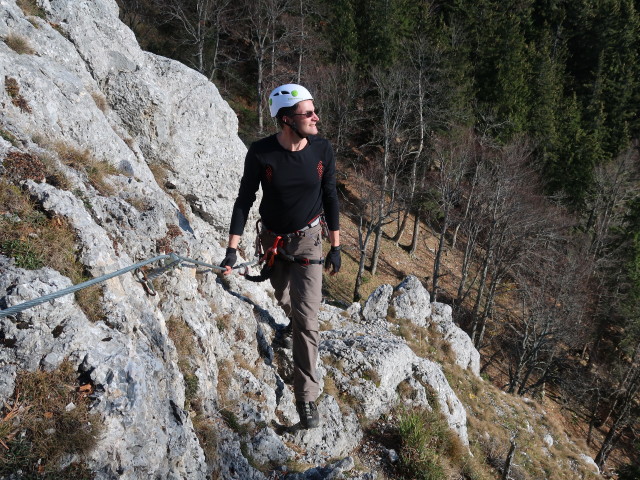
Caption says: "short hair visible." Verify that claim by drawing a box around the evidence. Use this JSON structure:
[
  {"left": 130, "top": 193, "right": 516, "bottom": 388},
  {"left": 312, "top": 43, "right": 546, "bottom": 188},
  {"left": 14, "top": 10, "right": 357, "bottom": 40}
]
[{"left": 275, "top": 104, "right": 299, "bottom": 128}]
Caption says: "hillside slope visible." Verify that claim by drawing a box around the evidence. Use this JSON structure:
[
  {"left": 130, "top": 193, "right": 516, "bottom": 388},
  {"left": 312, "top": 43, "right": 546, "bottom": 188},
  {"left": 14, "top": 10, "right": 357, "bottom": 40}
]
[{"left": 0, "top": 0, "right": 604, "bottom": 479}]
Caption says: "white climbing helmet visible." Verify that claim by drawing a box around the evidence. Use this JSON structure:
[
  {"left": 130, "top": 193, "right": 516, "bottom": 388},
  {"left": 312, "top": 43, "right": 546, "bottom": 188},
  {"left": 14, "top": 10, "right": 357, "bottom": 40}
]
[{"left": 268, "top": 84, "right": 313, "bottom": 117}]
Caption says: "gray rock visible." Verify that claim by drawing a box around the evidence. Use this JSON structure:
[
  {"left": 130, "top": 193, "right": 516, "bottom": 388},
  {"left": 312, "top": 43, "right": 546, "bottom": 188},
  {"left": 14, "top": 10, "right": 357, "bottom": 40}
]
[
  {"left": 362, "top": 284, "right": 393, "bottom": 323},
  {"left": 578, "top": 454, "right": 600, "bottom": 474},
  {"left": 391, "top": 275, "right": 431, "bottom": 326},
  {"left": 247, "top": 428, "right": 295, "bottom": 465},
  {"left": 429, "top": 302, "right": 480, "bottom": 376},
  {"left": 387, "top": 448, "right": 399, "bottom": 464}
]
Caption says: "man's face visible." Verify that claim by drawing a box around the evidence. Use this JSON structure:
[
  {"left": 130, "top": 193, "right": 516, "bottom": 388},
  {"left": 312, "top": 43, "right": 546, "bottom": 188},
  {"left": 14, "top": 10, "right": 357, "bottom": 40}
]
[{"left": 286, "top": 99, "right": 319, "bottom": 137}]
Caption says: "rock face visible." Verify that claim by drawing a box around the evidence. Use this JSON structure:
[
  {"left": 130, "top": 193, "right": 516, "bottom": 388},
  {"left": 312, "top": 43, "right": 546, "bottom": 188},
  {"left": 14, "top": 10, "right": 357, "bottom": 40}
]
[{"left": 0, "top": 1, "right": 480, "bottom": 478}]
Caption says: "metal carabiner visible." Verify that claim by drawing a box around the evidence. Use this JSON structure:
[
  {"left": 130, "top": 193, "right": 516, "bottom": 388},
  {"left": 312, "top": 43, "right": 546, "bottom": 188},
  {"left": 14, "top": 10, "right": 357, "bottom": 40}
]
[{"left": 134, "top": 268, "right": 157, "bottom": 296}]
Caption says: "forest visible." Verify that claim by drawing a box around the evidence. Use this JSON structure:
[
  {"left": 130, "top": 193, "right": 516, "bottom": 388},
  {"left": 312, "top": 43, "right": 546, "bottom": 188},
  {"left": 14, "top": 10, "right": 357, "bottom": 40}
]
[{"left": 116, "top": 0, "right": 640, "bottom": 474}]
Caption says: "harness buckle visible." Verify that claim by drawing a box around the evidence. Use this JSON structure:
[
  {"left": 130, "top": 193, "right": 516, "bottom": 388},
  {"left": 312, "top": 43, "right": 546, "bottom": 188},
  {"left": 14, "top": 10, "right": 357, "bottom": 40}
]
[{"left": 299, "top": 257, "right": 310, "bottom": 266}]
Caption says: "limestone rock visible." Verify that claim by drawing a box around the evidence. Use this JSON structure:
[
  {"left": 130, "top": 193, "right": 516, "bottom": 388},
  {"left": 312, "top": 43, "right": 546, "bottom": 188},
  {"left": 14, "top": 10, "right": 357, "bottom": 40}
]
[
  {"left": 578, "top": 454, "right": 600, "bottom": 475},
  {"left": 391, "top": 275, "right": 431, "bottom": 326},
  {"left": 362, "top": 284, "right": 393, "bottom": 323},
  {"left": 429, "top": 302, "right": 481, "bottom": 376}
]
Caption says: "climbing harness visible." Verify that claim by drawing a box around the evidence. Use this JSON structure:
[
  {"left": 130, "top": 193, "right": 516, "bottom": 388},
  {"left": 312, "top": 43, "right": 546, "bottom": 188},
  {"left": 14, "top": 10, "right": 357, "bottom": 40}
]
[
  {"left": 0, "top": 253, "right": 257, "bottom": 319},
  {"left": 243, "top": 217, "right": 325, "bottom": 283}
]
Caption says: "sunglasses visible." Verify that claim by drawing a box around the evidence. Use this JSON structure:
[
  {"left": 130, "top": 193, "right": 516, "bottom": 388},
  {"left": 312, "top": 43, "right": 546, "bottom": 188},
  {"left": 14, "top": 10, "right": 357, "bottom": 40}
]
[{"left": 290, "top": 109, "right": 319, "bottom": 118}]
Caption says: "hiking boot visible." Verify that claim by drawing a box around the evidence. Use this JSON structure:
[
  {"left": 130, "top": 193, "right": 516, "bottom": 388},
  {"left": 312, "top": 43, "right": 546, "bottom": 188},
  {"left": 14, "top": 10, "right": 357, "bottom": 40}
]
[
  {"left": 296, "top": 401, "right": 319, "bottom": 429},
  {"left": 274, "top": 323, "right": 293, "bottom": 349}
]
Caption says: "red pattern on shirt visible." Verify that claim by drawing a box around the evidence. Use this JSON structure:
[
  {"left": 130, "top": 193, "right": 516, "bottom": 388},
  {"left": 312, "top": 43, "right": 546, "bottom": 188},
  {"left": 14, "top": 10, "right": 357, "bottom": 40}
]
[
  {"left": 265, "top": 165, "right": 273, "bottom": 183},
  {"left": 317, "top": 161, "right": 323, "bottom": 179}
]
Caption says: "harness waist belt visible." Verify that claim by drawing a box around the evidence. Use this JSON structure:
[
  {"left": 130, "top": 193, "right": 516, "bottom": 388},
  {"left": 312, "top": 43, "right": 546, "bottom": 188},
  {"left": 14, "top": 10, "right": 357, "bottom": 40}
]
[{"left": 266, "top": 215, "right": 321, "bottom": 237}]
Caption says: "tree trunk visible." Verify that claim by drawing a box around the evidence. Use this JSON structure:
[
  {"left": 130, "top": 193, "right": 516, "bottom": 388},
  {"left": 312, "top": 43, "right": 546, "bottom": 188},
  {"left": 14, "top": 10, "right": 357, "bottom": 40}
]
[
  {"left": 409, "top": 211, "right": 420, "bottom": 257},
  {"left": 393, "top": 208, "right": 410, "bottom": 245},
  {"left": 370, "top": 223, "right": 382, "bottom": 276},
  {"left": 587, "top": 387, "right": 601, "bottom": 446},
  {"left": 353, "top": 218, "right": 374, "bottom": 302},
  {"left": 502, "top": 437, "right": 517, "bottom": 480},
  {"left": 297, "top": 0, "right": 304, "bottom": 83},
  {"left": 431, "top": 205, "right": 450, "bottom": 302},
  {"left": 476, "top": 274, "right": 500, "bottom": 348},
  {"left": 471, "top": 253, "right": 491, "bottom": 346},
  {"left": 256, "top": 52, "right": 264, "bottom": 133}
]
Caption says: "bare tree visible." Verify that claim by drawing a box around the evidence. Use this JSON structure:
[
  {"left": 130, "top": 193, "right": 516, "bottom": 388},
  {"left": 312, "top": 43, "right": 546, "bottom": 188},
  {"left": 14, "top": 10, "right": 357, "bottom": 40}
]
[
  {"left": 505, "top": 249, "right": 589, "bottom": 396},
  {"left": 428, "top": 128, "right": 477, "bottom": 301},
  {"left": 311, "top": 63, "right": 363, "bottom": 157},
  {"left": 368, "top": 65, "right": 413, "bottom": 275},
  {"left": 153, "top": 0, "right": 233, "bottom": 77},
  {"left": 237, "top": 0, "right": 293, "bottom": 133},
  {"left": 344, "top": 161, "right": 384, "bottom": 302},
  {"left": 595, "top": 342, "right": 640, "bottom": 467}
]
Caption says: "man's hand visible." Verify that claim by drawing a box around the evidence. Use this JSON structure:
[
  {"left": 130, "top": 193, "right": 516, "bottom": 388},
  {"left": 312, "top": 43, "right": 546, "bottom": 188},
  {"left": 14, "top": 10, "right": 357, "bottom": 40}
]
[
  {"left": 220, "top": 247, "right": 237, "bottom": 275},
  {"left": 324, "top": 245, "right": 341, "bottom": 275}
]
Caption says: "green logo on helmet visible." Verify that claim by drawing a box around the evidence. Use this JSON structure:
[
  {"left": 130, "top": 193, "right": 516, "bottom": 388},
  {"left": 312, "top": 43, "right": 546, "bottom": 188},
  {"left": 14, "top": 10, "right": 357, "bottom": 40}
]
[
  {"left": 269, "top": 98, "right": 273, "bottom": 105},
  {"left": 291, "top": 90, "right": 299, "bottom": 97}
]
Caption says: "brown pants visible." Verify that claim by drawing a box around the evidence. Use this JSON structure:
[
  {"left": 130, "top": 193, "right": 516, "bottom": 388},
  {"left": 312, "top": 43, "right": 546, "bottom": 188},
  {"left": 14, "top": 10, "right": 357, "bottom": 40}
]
[{"left": 260, "top": 224, "right": 323, "bottom": 402}]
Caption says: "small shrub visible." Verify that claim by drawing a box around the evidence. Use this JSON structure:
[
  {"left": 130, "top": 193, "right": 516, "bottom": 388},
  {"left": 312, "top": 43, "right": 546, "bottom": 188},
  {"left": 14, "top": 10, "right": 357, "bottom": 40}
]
[
  {"left": 3, "top": 150, "right": 72, "bottom": 190},
  {"left": 16, "top": 0, "right": 46, "bottom": 18},
  {"left": 4, "top": 76, "right": 32, "bottom": 113},
  {"left": 184, "top": 373, "right": 199, "bottom": 407},
  {"left": 219, "top": 409, "right": 248, "bottom": 435},
  {"left": 216, "top": 313, "right": 233, "bottom": 332},
  {"left": 0, "top": 360, "right": 102, "bottom": 477},
  {"left": 2, "top": 150, "right": 46, "bottom": 182},
  {"left": 156, "top": 224, "right": 182, "bottom": 254},
  {"left": 0, "top": 238, "right": 44, "bottom": 269},
  {"left": 361, "top": 367, "right": 381, "bottom": 387},
  {"left": 3, "top": 33, "right": 35, "bottom": 55},
  {"left": 49, "top": 22, "right": 66, "bottom": 37},
  {"left": 396, "top": 379, "right": 416, "bottom": 399},
  {"left": 397, "top": 408, "right": 447, "bottom": 480},
  {"left": 0, "top": 128, "right": 20, "bottom": 147},
  {"left": 192, "top": 414, "right": 218, "bottom": 467}
]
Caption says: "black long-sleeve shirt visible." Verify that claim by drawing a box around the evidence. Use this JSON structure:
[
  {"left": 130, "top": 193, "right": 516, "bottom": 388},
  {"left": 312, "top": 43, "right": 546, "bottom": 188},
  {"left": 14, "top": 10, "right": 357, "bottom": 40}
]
[{"left": 229, "top": 134, "right": 340, "bottom": 235}]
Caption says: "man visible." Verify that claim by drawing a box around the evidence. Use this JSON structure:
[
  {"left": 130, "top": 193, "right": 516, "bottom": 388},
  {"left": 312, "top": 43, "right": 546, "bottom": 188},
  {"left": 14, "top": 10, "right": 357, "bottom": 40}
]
[{"left": 220, "top": 83, "right": 341, "bottom": 429}]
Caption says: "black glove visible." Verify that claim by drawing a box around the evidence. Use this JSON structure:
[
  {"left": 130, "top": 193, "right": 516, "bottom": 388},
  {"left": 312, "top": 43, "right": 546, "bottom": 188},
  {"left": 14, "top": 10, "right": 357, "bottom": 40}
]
[
  {"left": 220, "top": 247, "right": 237, "bottom": 271},
  {"left": 324, "top": 245, "right": 341, "bottom": 275}
]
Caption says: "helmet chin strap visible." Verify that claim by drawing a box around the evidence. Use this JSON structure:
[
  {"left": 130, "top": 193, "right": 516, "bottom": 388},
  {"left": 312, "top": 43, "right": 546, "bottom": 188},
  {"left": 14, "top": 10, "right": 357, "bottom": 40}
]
[{"left": 283, "top": 119, "right": 307, "bottom": 139}]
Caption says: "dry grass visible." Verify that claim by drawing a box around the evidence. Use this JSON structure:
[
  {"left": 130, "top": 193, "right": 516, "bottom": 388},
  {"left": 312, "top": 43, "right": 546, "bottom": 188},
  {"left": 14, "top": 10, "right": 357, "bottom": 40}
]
[
  {"left": 394, "top": 404, "right": 491, "bottom": 480},
  {"left": 4, "top": 76, "right": 32, "bottom": 113},
  {"left": 166, "top": 317, "right": 221, "bottom": 467},
  {"left": 441, "top": 363, "right": 603, "bottom": 480},
  {"left": 192, "top": 414, "right": 219, "bottom": 467},
  {"left": 166, "top": 317, "right": 200, "bottom": 408},
  {"left": 53, "top": 141, "right": 118, "bottom": 195},
  {"left": 0, "top": 360, "right": 101, "bottom": 477},
  {"left": 90, "top": 91, "right": 108, "bottom": 113},
  {"left": 0, "top": 179, "right": 104, "bottom": 321},
  {"left": 148, "top": 162, "right": 189, "bottom": 215},
  {"left": 3, "top": 33, "right": 35, "bottom": 55}
]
